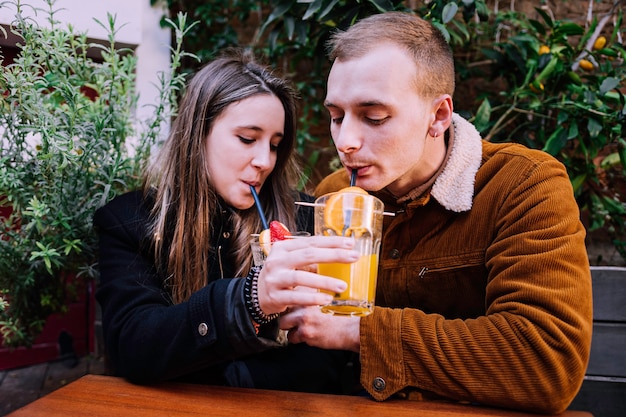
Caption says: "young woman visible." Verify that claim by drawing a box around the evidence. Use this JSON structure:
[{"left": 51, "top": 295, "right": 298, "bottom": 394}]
[{"left": 94, "top": 49, "right": 359, "bottom": 392}]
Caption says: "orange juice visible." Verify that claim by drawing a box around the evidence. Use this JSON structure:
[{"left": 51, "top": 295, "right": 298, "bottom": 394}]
[
  {"left": 318, "top": 254, "right": 378, "bottom": 316},
  {"left": 315, "top": 189, "right": 384, "bottom": 316}
]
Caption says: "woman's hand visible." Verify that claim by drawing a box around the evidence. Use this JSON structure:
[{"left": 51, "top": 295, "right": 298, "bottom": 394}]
[{"left": 255, "top": 235, "right": 357, "bottom": 316}]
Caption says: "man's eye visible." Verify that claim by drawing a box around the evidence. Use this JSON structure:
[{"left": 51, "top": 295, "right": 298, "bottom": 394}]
[
  {"left": 367, "top": 117, "right": 388, "bottom": 125},
  {"left": 331, "top": 116, "right": 343, "bottom": 124},
  {"left": 239, "top": 136, "right": 254, "bottom": 144}
]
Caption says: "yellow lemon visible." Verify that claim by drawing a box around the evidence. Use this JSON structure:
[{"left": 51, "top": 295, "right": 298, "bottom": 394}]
[
  {"left": 593, "top": 36, "right": 607, "bottom": 50},
  {"left": 258, "top": 229, "right": 272, "bottom": 255},
  {"left": 579, "top": 59, "right": 594, "bottom": 71}
]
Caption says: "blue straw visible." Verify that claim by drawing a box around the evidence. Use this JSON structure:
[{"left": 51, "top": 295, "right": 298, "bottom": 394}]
[
  {"left": 350, "top": 169, "right": 357, "bottom": 186},
  {"left": 250, "top": 185, "right": 269, "bottom": 229}
]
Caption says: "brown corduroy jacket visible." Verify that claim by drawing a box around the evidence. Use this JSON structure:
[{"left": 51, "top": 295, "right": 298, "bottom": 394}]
[{"left": 314, "top": 114, "right": 592, "bottom": 414}]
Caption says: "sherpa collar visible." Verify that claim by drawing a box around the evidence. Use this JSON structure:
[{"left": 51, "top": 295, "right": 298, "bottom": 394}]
[{"left": 430, "top": 113, "right": 482, "bottom": 212}]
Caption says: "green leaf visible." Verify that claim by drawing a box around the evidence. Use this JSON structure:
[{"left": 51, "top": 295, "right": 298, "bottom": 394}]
[
  {"left": 600, "top": 152, "right": 621, "bottom": 169},
  {"left": 367, "top": 0, "right": 395, "bottom": 13},
  {"left": 602, "top": 196, "right": 626, "bottom": 215},
  {"left": 567, "top": 123, "right": 579, "bottom": 140},
  {"left": 303, "top": 0, "right": 322, "bottom": 20},
  {"left": 587, "top": 118, "right": 602, "bottom": 138},
  {"left": 597, "top": 47, "right": 618, "bottom": 57},
  {"left": 451, "top": 19, "right": 470, "bottom": 42},
  {"left": 269, "top": 0, "right": 293, "bottom": 20},
  {"left": 535, "top": 56, "right": 559, "bottom": 82},
  {"left": 567, "top": 71, "right": 582, "bottom": 86},
  {"left": 285, "top": 16, "right": 295, "bottom": 40},
  {"left": 534, "top": 7, "right": 553, "bottom": 27},
  {"left": 474, "top": 98, "right": 492, "bottom": 133},
  {"left": 555, "top": 22, "right": 584, "bottom": 36},
  {"left": 529, "top": 19, "right": 547, "bottom": 36},
  {"left": 474, "top": 0, "right": 490, "bottom": 20},
  {"left": 319, "top": 0, "right": 341, "bottom": 20},
  {"left": 571, "top": 174, "right": 587, "bottom": 193},
  {"left": 542, "top": 126, "right": 566, "bottom": 155},
  {"left": 268, "top": 28, "right": 279, "bottom": 51},
  {"left": 599, "top": 77, "right": 620, "bottom": 95},
  {"left": 442, "top": 3, "right": 459, "bottom": 24},
  {"left": 259, "top": 0, "right": 293, "bottom": 34},
  {"left": 295, "top": 21, "right": 309, "bottom": 45}
]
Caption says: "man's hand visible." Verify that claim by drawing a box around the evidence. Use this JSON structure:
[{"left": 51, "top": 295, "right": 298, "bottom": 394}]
[{"left": 280, "top": 306, "right": 361, "bottom": 352}]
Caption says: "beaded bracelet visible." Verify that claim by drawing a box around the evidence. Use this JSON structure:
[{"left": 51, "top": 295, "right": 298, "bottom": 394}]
[{"left": 244, "top": 266, "right": 280, "bottom": 325}]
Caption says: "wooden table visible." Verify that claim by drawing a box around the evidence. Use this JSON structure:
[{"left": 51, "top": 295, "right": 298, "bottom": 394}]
[{"left": 8, "top": 374, "right": 592, "bottom": 417}]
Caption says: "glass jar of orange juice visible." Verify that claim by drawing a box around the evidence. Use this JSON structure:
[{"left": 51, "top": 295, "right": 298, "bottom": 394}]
[{"left": 315, "top": 187, "right": 384, "bottom": 316}]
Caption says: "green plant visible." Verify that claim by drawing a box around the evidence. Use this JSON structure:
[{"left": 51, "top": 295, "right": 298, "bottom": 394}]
[
  {"left": 471, "top": 2, "right": 626, "bottom": 260},
  {"left": 155, "top": 0, "right": 259, "bottom": 72},
  {"left": 0, "top": 0, "right": 195, "bottom": 347}
]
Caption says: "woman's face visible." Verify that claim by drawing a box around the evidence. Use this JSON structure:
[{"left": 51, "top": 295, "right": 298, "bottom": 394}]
[{"left": 206, "top": 93, "right": 286, "bottom": 210}]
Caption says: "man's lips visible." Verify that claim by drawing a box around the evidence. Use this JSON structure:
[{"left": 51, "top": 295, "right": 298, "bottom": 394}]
[{"left": 345, "top": 165, "right": 370, "bottom": 175}]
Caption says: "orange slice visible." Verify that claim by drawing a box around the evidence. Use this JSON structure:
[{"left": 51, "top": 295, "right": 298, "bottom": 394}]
[
  {"left": 324, "top": 187, "right": 368, "bottom": 236},
  {"left": 339, "top": 186, "right": 368, "bottom": 195}
]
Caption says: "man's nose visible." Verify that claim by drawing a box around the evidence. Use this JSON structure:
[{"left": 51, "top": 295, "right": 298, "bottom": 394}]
[{"left": 333, "top": 116, "right": 362, "bottom": 154}]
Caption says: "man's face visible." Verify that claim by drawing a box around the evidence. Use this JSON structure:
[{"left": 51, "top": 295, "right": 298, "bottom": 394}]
[{"left": 324, "top": 43, "right": 446, "bottom": 196}]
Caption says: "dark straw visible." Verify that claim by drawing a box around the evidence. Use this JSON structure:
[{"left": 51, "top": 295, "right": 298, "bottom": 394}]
[
  {"left": 250, "top": 185, "right": 269, "bottom": 229},
  {"left": 350, "top": 169, "right": 357, "bottom": 186}
]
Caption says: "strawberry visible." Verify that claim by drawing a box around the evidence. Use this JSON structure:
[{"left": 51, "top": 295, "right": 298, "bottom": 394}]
[{"left": 269, "top": 220, "right": 291, "bottom": 242}]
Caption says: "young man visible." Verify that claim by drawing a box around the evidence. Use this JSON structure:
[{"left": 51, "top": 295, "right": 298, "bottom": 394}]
[{"left": 280, "top": 12, "right": 592, "bottom": 414}]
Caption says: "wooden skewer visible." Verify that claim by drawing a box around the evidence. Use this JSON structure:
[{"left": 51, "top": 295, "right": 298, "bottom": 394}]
[{"left": 295, "top": 201, "right": 396, "bottom": 216}]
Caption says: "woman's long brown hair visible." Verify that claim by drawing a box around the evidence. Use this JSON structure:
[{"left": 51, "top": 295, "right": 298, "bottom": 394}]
[{"left": 144, "top": 49, "right": 300, "bottom": 304}]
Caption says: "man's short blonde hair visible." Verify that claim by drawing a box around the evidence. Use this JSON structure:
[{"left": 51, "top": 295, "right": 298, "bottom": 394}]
[{"left": 327, "top": 12, "right": 455, "bottom": 99}]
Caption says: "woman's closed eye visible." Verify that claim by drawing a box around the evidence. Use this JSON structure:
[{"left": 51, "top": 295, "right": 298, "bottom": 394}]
[
  {"left": 239, "top": 136, "right": 280, "bottom": 152},
  {"left": 239, "top": 136, "right": 254, "bottom": 145}
]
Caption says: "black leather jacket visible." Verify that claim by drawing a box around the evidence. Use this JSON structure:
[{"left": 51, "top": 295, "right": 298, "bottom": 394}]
[{"left": 94, "top": 190, "right": 356, "bottom": 393}]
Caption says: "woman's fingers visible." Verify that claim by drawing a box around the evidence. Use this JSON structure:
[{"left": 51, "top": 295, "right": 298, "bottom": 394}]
[
  {"left": 255, "top": 236, "right": 358, "bottom": 315},
  {"left": 265, "top": 236, "right": 359, "bottom": 270},
  {"left": 291, "top": 270, "right": 347, "bottom": 293},
  {"left": 257, "top": 269, "right": 345, "bottom": 313},
  {"left": 274, "top": 288, "right": 334, "bottom": 308},
  {"left": 278, "top": 235, "right": 354, "bottom": 251}
]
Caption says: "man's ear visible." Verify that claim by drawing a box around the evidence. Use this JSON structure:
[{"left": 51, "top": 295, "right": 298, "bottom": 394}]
[{"left": 429, "top": 95, "right": 453, "bottom": 138}]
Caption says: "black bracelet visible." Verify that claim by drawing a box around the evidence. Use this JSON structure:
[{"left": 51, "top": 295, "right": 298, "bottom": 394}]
[{"left": 244, "top": 266, "right": 280, "bottom": 325}]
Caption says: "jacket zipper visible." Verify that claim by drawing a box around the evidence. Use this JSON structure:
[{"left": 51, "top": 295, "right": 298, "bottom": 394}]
[{"left": 417, "top": 260, "right": 483, "bottom": 278}]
